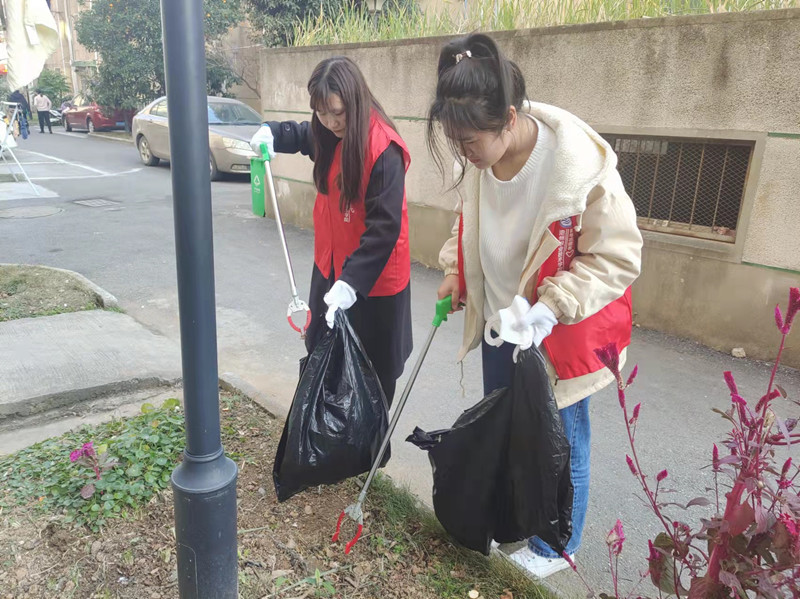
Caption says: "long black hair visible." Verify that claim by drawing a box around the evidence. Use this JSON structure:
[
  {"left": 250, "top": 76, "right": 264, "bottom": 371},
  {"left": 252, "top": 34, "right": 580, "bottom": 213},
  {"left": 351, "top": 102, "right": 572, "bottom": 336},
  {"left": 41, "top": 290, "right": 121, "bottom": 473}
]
[
  {"left": 308, "top": 56, "right": 396, "bottom": 212},
  {"left": 426, "top": 33, "right": 527, "bottom": 185}
]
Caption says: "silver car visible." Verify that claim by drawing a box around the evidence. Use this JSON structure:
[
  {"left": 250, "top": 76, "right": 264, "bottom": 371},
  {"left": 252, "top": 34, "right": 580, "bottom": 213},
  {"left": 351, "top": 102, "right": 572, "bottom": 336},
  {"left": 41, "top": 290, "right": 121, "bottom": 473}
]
[{"left": 132, "top": 96, "right": 262, "bottom": 180}]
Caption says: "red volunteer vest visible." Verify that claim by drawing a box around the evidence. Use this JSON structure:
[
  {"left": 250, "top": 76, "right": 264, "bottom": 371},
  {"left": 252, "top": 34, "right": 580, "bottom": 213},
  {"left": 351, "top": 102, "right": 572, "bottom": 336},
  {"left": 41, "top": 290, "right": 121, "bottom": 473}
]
[
  {"left": 458, "top": 214, "right": 632, "bottom": 381},
  {"left": 313, "top": 113, "right": 411, "bottom": 297}
]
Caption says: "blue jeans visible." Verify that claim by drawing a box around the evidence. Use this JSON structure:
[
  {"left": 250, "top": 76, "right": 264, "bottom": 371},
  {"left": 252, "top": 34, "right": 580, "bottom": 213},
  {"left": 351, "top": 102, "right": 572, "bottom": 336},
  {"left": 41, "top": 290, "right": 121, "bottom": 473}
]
[{"left": 482, "top": 340, "right": 591, "bottom": 557}]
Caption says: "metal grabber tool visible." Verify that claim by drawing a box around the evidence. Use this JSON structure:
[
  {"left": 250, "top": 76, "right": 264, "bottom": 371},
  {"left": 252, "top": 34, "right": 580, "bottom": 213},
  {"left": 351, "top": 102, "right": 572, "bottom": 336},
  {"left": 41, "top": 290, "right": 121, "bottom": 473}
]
[
  {"left": 254, "top": 142, "right": 311, "bottom": 337},
  {"left": 332, "top": 296, "right": 454, "bottom": 553}
]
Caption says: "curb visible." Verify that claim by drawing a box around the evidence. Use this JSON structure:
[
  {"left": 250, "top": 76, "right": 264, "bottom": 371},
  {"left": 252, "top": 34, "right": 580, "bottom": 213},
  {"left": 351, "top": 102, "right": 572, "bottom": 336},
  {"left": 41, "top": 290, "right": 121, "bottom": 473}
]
[
  {"left": 0, "top": 263, "right": 120, "bottom": 310},
  {"left": 0, "top": 376, "right": 181, "bottom": 420},
  {"left": 90, "top": 132, "right": 134, "bottom": 144},
  {"left": 219, "top": 372, "right": 289, "bottom": 420}
]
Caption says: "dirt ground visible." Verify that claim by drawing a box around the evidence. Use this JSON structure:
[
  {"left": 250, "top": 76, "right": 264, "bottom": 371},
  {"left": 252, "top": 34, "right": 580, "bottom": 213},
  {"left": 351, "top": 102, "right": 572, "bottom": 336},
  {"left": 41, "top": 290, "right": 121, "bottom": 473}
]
[
  {"left": 0, "top": 394, "right": 542, "bottom": 599},
  {"left": 0, "top": 265, "right": 103, "bottom": 322}
]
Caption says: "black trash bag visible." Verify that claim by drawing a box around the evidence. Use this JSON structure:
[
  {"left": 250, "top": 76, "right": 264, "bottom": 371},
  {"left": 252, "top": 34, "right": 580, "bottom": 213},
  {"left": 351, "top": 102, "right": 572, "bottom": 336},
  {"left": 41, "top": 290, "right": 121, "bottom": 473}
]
[
  {"left": 273, "top": 311, "right": 389, "bottom": 502},
  {"left": 407, "top": 388, "right": 511, "bottom": 555},
  {"left": 506, "top": 347, "right": 573, "bottom": 553},
  {"left": 407, "top": 346, "right": 573, "bottom": 556}
]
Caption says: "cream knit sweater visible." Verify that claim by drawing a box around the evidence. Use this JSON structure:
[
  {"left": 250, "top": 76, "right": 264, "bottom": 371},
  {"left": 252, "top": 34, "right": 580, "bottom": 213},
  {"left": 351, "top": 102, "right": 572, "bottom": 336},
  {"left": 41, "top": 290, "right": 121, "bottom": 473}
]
[{"left": 479, "top": 116, "right": 556, "bottom": 319}]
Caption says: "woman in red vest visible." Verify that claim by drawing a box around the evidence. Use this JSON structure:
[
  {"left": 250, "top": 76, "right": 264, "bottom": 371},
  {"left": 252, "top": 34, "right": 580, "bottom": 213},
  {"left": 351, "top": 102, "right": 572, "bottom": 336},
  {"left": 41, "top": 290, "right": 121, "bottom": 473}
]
[
  {"left": 251, "top": 57, "right": 412, "bottom": 404},
  {"left": 428, "top": 34, "right": 643, "bottom": 578}
]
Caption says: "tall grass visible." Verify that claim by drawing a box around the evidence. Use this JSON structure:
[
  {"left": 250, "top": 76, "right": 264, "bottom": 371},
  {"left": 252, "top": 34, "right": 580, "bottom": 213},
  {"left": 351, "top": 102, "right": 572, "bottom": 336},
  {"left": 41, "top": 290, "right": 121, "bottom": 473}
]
[{"left": 292, "top": 0, "right": 798, "bottom": 46}]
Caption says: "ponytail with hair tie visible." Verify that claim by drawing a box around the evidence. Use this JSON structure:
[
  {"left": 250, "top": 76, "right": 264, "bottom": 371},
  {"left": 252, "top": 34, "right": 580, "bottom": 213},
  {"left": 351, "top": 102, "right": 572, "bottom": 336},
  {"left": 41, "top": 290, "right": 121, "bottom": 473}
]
[{"left": 427, "top": 33, "right": 528, "bottom": 185}]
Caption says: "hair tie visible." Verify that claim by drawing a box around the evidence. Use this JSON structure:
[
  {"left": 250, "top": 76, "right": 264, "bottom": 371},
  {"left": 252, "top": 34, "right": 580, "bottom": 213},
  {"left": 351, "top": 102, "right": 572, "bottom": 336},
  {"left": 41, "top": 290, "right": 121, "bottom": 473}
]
[{"left": 454, "top": 50, "right": 472, "bottom": 64}]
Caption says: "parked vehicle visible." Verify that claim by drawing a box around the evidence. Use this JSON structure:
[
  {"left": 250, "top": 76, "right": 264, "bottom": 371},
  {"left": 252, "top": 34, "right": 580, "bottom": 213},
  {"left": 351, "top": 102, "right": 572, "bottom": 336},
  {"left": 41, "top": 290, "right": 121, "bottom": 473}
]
[
  {"left": 62, "top": 95, "right": 134, "bottom": 133},
  {"left": 132, "top": 96, "right": 262, "bottom": 180}
]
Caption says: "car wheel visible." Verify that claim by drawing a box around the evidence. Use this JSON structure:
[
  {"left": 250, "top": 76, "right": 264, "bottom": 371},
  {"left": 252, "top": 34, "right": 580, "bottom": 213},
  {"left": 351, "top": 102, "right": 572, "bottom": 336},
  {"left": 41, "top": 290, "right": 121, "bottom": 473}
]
[
  {"left": 137, "top": 135, "right": 160, "bottom": 167},
  {"left": 87, "top": 118, "right": 95, "bottom": 134},
  {"left": 65, "top": 119, "right": 72, "bottom": 132},
  {"left": 210, "top": 153, "right": 221, "bottom": 181}
]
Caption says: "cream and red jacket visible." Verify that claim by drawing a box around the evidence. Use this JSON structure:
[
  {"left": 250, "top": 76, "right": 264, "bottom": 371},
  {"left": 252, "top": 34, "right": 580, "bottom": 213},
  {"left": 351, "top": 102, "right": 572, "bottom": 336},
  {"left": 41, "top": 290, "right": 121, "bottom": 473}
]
[{"left": 439, "top": 102, "right": 643, "bottom": 409}]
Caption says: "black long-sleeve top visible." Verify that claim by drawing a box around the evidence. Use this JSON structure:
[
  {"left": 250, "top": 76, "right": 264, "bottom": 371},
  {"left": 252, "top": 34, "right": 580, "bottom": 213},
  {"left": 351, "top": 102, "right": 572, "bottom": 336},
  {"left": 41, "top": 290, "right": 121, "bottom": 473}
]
[{"left": 266, "top": 120, "right": 406, "bottom": 298}]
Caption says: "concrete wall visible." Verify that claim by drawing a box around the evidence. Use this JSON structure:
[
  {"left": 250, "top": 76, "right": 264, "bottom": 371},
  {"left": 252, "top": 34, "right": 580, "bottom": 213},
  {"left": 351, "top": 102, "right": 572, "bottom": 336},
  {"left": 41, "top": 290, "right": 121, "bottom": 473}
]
[
  {"left": 220, "top": 25, "right": 262, "bottom": 112},
  {"left": 259, "top": 9, "right": 800, "bottom": 366}
]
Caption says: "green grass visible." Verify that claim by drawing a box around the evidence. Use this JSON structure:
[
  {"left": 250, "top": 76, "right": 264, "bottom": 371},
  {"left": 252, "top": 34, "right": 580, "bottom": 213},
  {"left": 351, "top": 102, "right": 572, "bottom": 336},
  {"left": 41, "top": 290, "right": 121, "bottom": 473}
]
[
  {"left": 368, "top": 473, "right": 554, "bottom": 599},
  {"left": 0, "top": 399, "right": 184, "bottom": 532},
  {"left": 293, "top": 0, "right": 798, "bottom": 46},
  {"left": 0, "top": 265, "right": 104, "bottom": 322}
]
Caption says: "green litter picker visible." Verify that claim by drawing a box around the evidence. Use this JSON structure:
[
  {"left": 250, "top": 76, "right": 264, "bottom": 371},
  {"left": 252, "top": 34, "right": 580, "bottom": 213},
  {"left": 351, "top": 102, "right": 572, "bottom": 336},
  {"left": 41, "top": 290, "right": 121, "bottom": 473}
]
[
  {"left": 332, "top": 296, "right": 454, "bottom": 554},
  {"left": 250, "top": 142, "right": 311, "bottom": 338}
]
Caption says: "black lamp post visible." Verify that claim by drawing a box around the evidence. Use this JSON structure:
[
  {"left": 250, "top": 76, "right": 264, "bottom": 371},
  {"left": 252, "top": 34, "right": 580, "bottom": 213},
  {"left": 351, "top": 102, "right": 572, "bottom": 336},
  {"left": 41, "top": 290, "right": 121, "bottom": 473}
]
[{"left": 160, "top": 1, "right": 239, "bottom": 596}]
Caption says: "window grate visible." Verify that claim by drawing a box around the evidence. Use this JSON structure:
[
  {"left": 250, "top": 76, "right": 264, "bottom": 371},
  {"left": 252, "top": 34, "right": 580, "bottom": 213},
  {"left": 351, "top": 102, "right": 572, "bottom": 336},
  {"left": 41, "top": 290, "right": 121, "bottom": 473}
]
[{"left": 602, "top": 134, "right": 753, "bottom": 243}]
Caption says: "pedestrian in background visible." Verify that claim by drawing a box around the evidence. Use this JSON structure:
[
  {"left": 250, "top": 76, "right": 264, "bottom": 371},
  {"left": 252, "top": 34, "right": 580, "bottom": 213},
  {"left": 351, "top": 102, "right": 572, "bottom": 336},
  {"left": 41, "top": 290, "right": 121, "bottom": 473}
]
[
  {"left": 8, "top": 90, "right": 31, "bottom": 139},
  {"left": 33, "top": 90, "right": 53, "bottom": 134}
]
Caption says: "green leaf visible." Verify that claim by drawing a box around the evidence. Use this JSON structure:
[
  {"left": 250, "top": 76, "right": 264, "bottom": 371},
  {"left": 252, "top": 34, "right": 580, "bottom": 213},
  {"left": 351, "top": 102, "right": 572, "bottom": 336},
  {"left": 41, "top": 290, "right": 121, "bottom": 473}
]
[
  {"left": 162, "top": 398, "right": 180, "bottom": 411},
  {"left": 656, "top": 555, "right": 677, "bottom": 595},
  {"left": 140, "top": 403, "right": 156, "bottom": 414}
]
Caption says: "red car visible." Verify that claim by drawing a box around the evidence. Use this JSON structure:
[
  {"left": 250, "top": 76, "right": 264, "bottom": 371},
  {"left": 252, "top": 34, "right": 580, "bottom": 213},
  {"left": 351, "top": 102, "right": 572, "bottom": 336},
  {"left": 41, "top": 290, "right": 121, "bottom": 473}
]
[{"left": 62, "top": 94, "right": 134, "bottom": 133}]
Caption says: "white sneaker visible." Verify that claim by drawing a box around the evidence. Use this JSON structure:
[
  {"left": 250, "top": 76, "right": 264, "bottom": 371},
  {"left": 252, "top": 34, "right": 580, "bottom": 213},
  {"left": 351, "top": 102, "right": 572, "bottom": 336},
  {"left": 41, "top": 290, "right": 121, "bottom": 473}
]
[{"left": 508, "top": 547, "right": 574, "bottom": 579}]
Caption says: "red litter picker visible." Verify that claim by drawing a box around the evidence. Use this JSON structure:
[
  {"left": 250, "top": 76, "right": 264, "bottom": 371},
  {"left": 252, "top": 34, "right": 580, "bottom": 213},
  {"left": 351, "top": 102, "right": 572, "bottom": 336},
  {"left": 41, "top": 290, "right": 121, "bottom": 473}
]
[
  {"left": 250, "top": 142, "right": 311, "bottom": 337},
  {"left": 332, "top": 295, "right": 454, "bottom": 553}
]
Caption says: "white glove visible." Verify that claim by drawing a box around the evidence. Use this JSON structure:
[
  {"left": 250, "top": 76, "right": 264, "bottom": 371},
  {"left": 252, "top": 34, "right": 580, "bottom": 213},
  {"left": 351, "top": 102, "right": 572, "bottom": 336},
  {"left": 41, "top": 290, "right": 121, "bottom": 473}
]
[
  {"left": 250, "top": 125, "right": 275, "bottom": 158},
  {"left": 484, "top": 295, "right": 557, "bottom": 351},
  {"left": 521, "top": 301, "right": 558, "bottom": 348},
  {"left": 323, "top": 280, "right": 357, "bottom": 329},
  {"left": 485, "top": 295, "right": 534, "bottom": 349}
]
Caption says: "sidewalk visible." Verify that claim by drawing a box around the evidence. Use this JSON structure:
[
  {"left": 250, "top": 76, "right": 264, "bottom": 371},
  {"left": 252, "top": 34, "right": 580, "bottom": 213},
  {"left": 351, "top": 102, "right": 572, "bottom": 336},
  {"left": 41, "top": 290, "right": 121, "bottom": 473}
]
[{"left": 0, "top": 310, "right": 181, "bottom": 421}]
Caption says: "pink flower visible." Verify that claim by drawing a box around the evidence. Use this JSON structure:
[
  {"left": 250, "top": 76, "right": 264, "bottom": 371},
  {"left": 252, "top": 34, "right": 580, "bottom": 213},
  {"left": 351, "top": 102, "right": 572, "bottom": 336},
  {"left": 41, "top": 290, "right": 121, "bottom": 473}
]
[
  {"left": 724, "top": 371, "right": 739, "bottom": 396},
  {"left": 781, "top": 287, "right": 800, "bottom": 334},
  {"left": 776, "top": 305, "right": 785, "bottom": 331},
  {"left": 756, "top": 389, "right": 781, "bottom": 412},
  {"left": 712, "top": 444, "right": 720, "bottom": 471},
  {"left": 595, "top": 343, "right": 624, "bottom": 389},
  {"left": 779, "top": 458, "right": 793, "bottom": 490},
  {"left": 657, "top": 469, "right": 668, "bottom": 482},
  {"left": 647, "top": 540, "right": 659, "bottom": 561},
  {"left": 779, "top": 513, "right": 799, "bottom": 553},
  {"left": 69, "top": 449, "right": 82, "bottom": 463},
  {"left": 626, "top": 455, "right": 637, "bottom": 476},
  {"left": 629, "top": 403, "right": 641, "bottom": 426},
  {"left": 82, "top": 442, "right": 95, "bottom": 457},
  {"left": 606, "top": 519, "right": 625, "bottom": 556},
  {"left": 780, "top": 513, "right": 798, "bottom": 536},
  {"left": 626, "top": 365, "right": 639, "bottom": 387},
  {"left": 594, "top": 343, "right": 620, "bottom": 374}
]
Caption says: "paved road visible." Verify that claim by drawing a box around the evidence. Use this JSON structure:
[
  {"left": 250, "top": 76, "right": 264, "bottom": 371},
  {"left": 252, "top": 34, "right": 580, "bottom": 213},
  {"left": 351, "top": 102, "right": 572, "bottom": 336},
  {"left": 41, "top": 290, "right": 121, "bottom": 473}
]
[{"left": 2, "top": 131, "right": 798, "bottom": 596}]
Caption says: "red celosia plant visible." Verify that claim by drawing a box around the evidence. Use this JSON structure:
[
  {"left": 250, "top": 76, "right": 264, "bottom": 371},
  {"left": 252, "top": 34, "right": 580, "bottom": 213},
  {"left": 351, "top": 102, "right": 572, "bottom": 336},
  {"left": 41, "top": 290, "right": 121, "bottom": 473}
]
[
  {"left": 568, "top": 287, "right": 800, "bottom": 598},
  {"left": 69, "top": 441, "right": 117, "bottom": 500}
]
